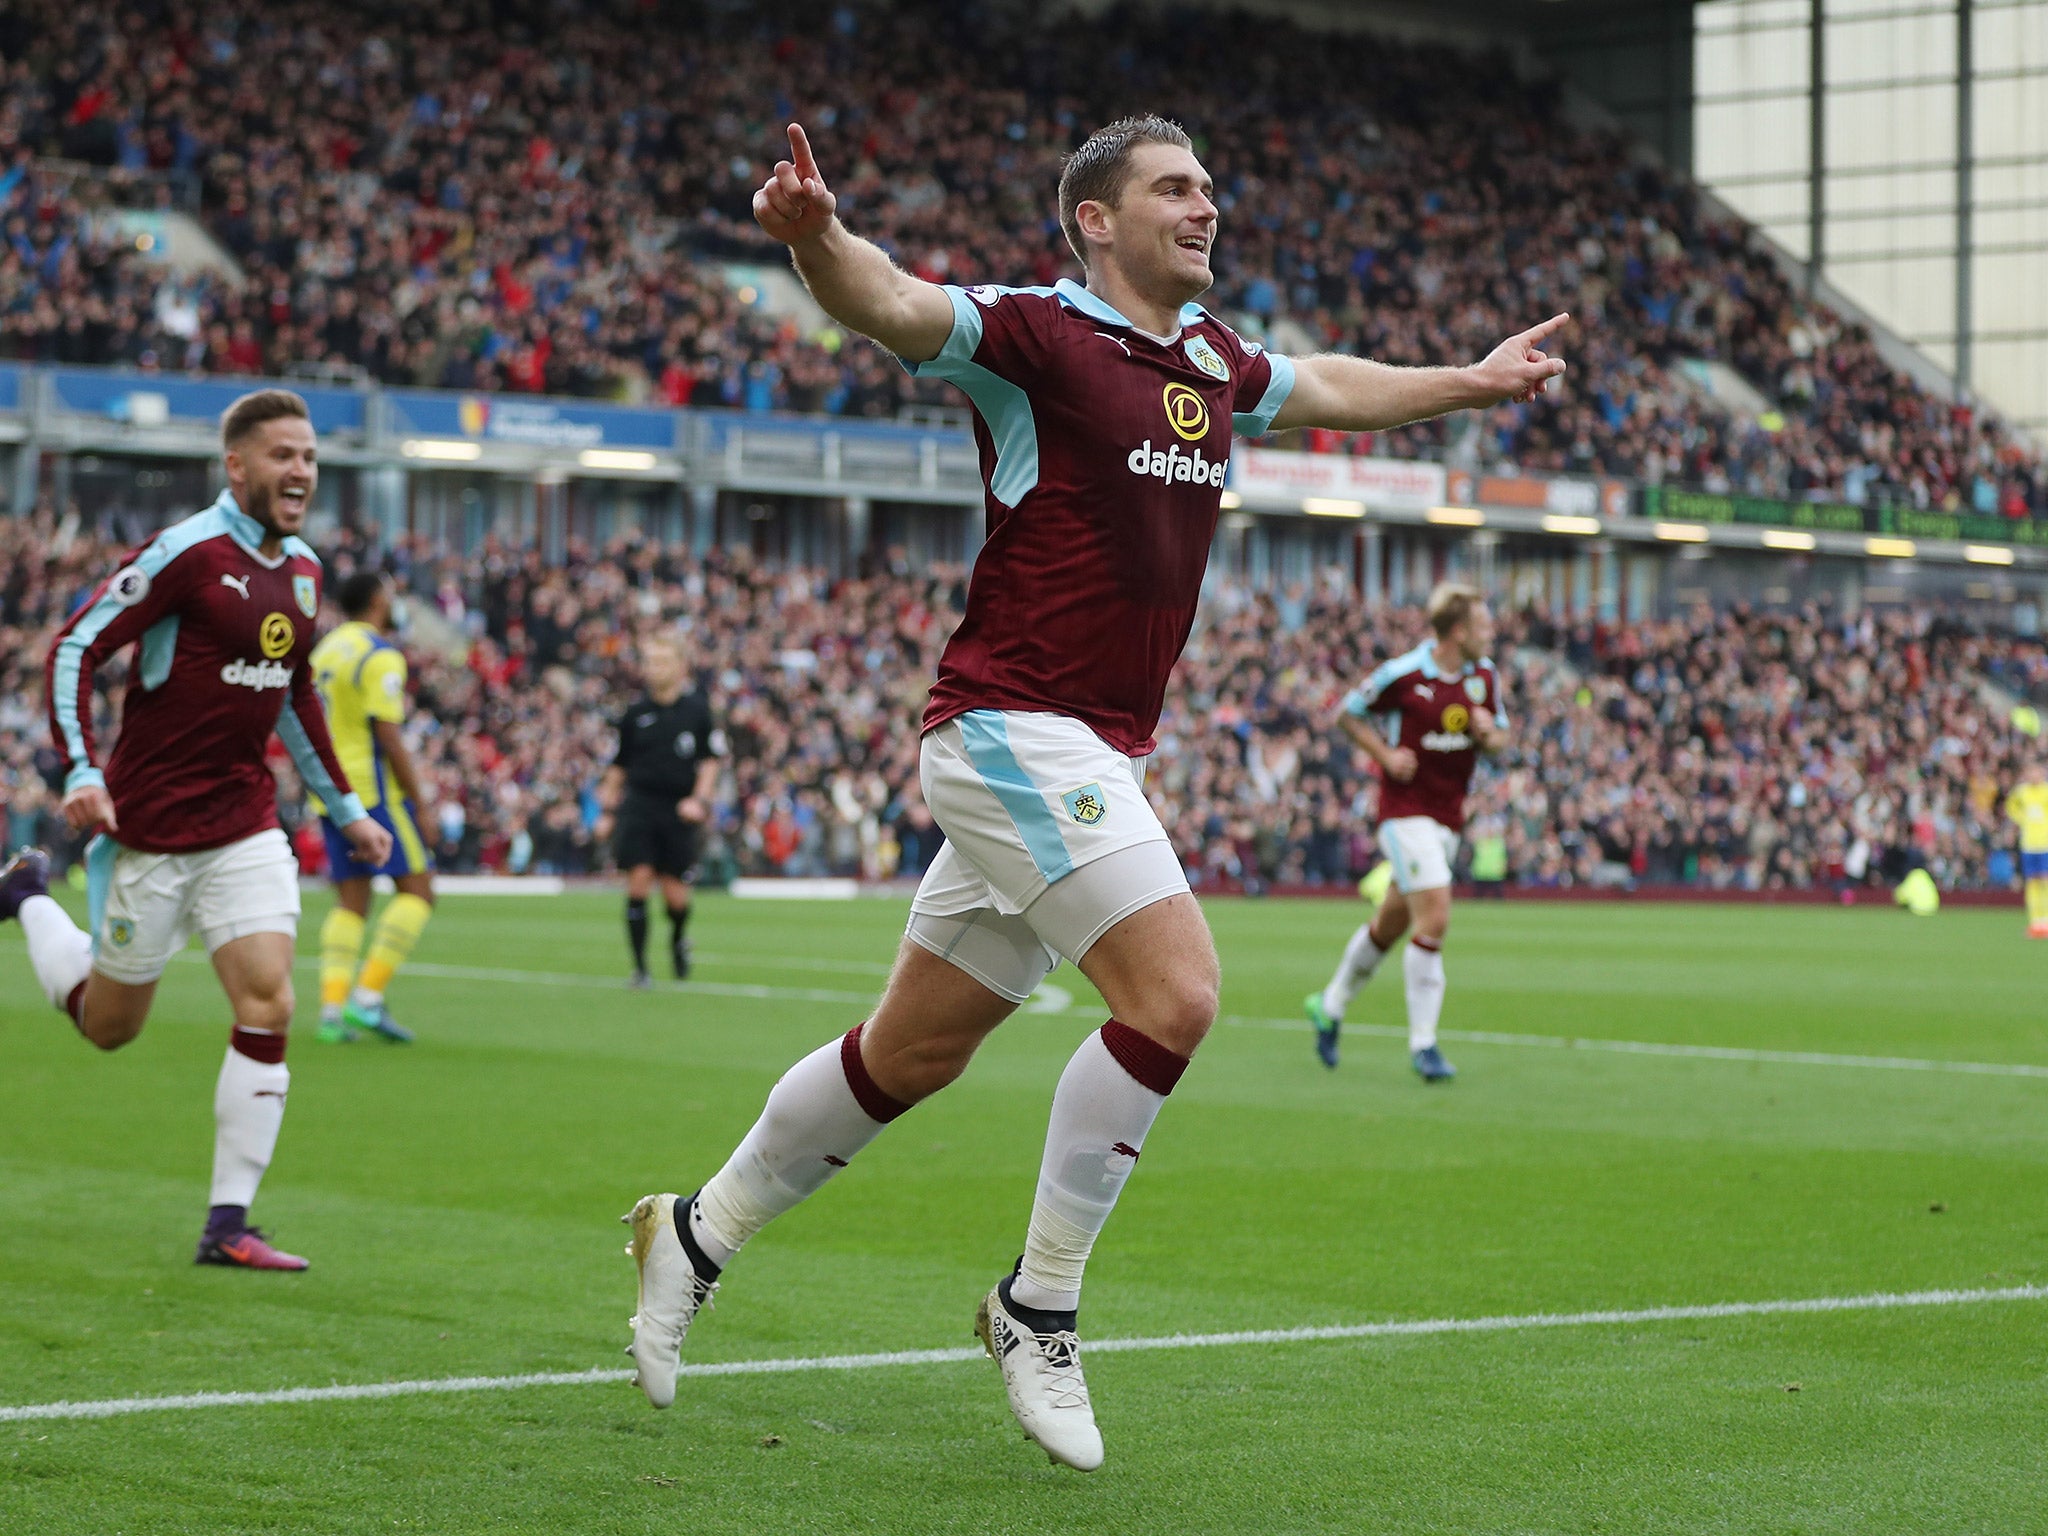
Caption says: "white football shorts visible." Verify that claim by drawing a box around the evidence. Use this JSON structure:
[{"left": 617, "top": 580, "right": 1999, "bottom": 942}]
[
  {"left": 87, "top": 827, "right": 301, "bottom": 985},
  {"left": 908, "top": 710, "right": 1190, "bottom": 1002},
  {"left": 1376, "top": 815, "right": 1462, "bottom": 895}
]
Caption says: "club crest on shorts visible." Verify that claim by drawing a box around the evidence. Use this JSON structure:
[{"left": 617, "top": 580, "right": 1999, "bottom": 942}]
[
  {"left": 1463, "top": 675, "right": 1487, "bottom": 703},
  {"left": 107, "top": 917, "right": 133, "bottom": 948},
  {"left": 1184, "top": 335, "right": 1230, "bottom": 381},
  {"left": 1061, "top": 784, "right": 1108, "bottom": 827},
  {"left": 293, "top": 574, "right": 317, "bottom": 617}
]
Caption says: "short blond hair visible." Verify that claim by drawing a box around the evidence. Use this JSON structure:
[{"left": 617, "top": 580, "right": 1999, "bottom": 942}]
[
  {"left": 1426, "top": 582, "right": 1484, "bottom": 638},
  {"left": 220, "top": 389, "right": 310, "bottom": 450}
]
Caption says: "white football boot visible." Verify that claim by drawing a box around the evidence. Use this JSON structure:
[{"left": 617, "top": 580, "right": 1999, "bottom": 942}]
[
  {"left": 621, "top": 1192, "right": 718, "bottom": 1408},
  {"left": 975, "top": 1275, "right": 1104, "bottom": 1472}
]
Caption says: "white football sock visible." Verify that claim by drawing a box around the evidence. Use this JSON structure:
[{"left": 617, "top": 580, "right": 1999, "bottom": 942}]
[
  {"left": 18, "top": 894, "right": 93, "bottom": 1011},
  {"left": 1404, "top": 937, "right": 1445, "bottom": 1052},
  {"left": 692, "top": 1027, "right": 905, "bottom": 1262},
  {"left": 1319, "top": 922, "right": 1385, "bottom": 1021},
  {"left": 1013, "top": 1022, "right": 1186, "bottom": 1313},
  {"left": 210, "top": 1038, "right": 290, "bottom": 1209}
]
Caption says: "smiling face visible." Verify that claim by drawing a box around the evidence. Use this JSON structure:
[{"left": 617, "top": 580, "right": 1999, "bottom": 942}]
[
  {"left": 1076, "top": 140, "right": 1219, "bottom": 310},
  {"left": 225, "top": 416, "right": 318, "bottom": 538}
]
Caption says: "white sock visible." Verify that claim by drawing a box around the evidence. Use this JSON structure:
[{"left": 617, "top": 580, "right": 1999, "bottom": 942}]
[
  {"left": 349, "top": 985, "right": 384, "bottom": 1008},
  {"left": 18, "top": 893, "right": 93, "bottom": 1012},
  {"left": 1404, "top": 937, "right": 1445, "bottom": 1052},
  {"left": 1319, "top": 922, "right": 1385, "bottom": 1021},
  {"left": 1013, "top": 1022, "right": 1186, "bottom": 1314},
  {"left": 211, "top": 1037, "right": 290, "bottom": 1209},
  {"left": 693, "top": 1026, "right": 904, "bottom": 1262}
]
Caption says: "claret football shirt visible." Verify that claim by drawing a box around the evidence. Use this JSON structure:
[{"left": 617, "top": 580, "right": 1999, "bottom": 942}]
[{"left": 910, "top": 279, "right": 1294, "bottom": 757}]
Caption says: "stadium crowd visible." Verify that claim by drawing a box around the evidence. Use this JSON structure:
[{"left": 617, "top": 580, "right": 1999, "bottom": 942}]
[
  {"left": 4, "top": 510, "right": 2043, "bottom": 895},
  {"left": 0, "top": 0, "right": 2042, "bottom": 519}
]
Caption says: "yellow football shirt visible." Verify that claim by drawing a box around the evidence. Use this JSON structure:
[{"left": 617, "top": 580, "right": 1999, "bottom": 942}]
[
  {"left": 2006, "top": 782, "right": 2048, "bottom": 853},
  {"left": 309, "top": 620, "right": 409, "bottom": 814}
]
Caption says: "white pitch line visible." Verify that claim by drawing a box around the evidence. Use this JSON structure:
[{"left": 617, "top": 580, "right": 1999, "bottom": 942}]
[
  {"left": 5, "top": 1283, "right": 2041, "bottom": 1425},
  {"left": 161, "top": 954, "right": 2048, "bottom": 1080},
  {"left": 1223, "top": 1014, "right": 2048, "bottom": 1081}
]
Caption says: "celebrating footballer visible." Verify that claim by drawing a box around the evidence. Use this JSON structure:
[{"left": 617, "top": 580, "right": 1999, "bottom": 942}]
[
  {"left": 1307, "top": 583, "right": 1509, "bottom": 1081},
  {"left": 0, "top": 390, "right": 389, "bottom": 1271},
  {"left": 618, "top": 115, "right": 1568, "bottom": 1471}
]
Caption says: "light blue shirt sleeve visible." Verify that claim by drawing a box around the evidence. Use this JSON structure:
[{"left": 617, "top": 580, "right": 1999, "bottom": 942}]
[{"left": 901, "top": 286, "right": 987, "bottom": 382}]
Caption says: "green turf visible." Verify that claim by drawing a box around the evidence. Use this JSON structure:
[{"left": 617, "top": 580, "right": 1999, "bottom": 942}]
[{"left": 4, "top": 891, "right": 2046, "bottom": 1534}]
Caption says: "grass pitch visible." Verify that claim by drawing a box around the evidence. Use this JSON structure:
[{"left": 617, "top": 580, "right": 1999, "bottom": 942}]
[{"left": 3, "top": 890, "right": 2046, "bottom": 1534}]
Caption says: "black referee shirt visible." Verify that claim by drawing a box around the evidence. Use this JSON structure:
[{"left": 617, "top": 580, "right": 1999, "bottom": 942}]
[{"left": 613, "top": 688, "right": 723, "bottom": 801}]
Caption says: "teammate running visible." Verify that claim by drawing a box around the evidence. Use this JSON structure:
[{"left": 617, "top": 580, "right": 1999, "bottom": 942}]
[
  {"left": 621, "top": 117, "right": 1566, "bottom": 1470},
  {"left": 310, "top": 569, "right": 435, "bottom": 1043},
  {"left": 599, "top": 633, "right": 723, "bottom": 986},
  {"left": 2006, "top": 761, "right": 2048, "bottom": 938},
  {"left": 1306, "top": 583, "right": 1508, "bottom": 1081},
  {"left": 0, "top": 389, "right": 391, "bottom": 1270}
]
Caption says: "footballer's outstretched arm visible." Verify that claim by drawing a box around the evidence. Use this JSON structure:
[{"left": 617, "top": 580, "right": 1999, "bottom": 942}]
[
  {"left": 753, "top": 124, "right": 955, "bottom": 364},
  {"left": 1271, "top": 315, "right": 1572, "bottom": 433}
]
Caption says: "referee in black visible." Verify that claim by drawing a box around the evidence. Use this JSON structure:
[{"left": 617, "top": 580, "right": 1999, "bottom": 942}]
[{"left": 601, "top": 633, "right": 724, "bottom": 986}]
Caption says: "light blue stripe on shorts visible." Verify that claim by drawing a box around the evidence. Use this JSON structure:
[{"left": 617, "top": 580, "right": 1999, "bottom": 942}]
[
  {"left": 956, "top": 711, "right": 1075, "bottom": 884},
  {"left": 84, "top": 834, "right": 119, "bottom": 954}
]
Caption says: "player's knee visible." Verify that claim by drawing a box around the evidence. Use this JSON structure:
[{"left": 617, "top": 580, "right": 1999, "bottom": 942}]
[
  {"left": 1412, "top": 909, "right": 1450, "bottom": 945},
  {"left": 892, "top": 1041, "right": 975, "bottom": 1101},
  {"left": 1125, "top": 971, "right": 1218, "bottom": 1058},
  {"left": 80, "top": 1011, "right": 145, "bottom": 1051},
  {"left": 235, "top": 984, "right": 294, "bottom": 1035},
  {"left": 867, "top": 1027, "right": 980, "bottom": 1103}
]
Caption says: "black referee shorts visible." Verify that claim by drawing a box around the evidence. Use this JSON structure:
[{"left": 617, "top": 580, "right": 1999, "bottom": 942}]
[{"left": 613, "top": 791, "right": 703, "bottom": 879}]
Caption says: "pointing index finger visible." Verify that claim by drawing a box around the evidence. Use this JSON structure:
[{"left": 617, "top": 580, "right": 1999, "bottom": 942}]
[
  {"left": 787, "top": 123, "right": 818, "bottom": 180},
  {"left": 1520, "top": 312, "right": 1571, "bottom": 345}
]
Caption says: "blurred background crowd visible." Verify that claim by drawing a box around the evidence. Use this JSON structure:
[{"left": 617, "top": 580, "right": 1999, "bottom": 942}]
[
  {"left": 0, "top": 0, "right": 2042, "bottom": 517},
  {"left": 5, "top": 511, "right": 2042, "bottom": 894}
]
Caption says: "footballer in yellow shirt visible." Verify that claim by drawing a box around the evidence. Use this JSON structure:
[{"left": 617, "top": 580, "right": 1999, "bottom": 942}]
[
  {"left": 309, "top": 572, "right": 436, "bottom": 1040},
  {"left": 2006, "top": 769, "right": 2048, "bottom": 938}
]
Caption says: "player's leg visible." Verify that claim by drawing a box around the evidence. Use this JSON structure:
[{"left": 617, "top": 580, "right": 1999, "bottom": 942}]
[
  {"left": 192, "top": 830, "right": 309, "bottom": 1269},
  {"left": 623, "top": 867, "right": 654, "bottom": 984},
  {"left": 3, "top": 847, "right": 97, "bottom": 1030},
  {"left": 200, "top": 932, "right": 307, "bottom": 1269},
  {"left": 624, "top": 889, "right": 1028, "bottom": 1409},
  {"left": 692, "top": 932, "right": 1020, "bottom": 1265},
  {"left": 2025, "top": 852, "right": 2048, "bottom": 936},
  {"left": 3, "top": 841, "right": 175, "bottom": 1049},
  {"left": 1403, "top": 879, "right": 1455, "bottom": 1081},
  {"left": 1307, "top": 875, "right": 1412, "bottom": 1068},
  {"left": 958, "top": 845, "right": 1200, "bottom": 1472},
  {"left": 1009, "top": 854, "right": 1209, "bottom": 1307},
  {"left": 615, "top": 794, "right": 658, "bottom": 986},
  {"left": 319, "top": 855, "right": 371, "bottom": 1042},
  {"left": 658, "top": 872, "right": 691, "bottom": 980},
  {"left": 345, "top": 801, "right": 434, "bottom": 1043}
]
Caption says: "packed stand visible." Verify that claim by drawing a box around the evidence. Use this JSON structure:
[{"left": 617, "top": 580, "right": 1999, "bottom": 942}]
[
  {"left": 0, "top": 0, "right": 2040, "bottom": 516},
  {"left": 5, "top": 512, "right": 2042, "bottom": 894}
]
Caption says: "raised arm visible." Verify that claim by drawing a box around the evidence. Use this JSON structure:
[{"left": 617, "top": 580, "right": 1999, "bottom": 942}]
[
  {"left": 753, "top": 124, "right": 956, "bottom": 363},
  {"left": 1270, "top": 314, "right": 1572, "bottom": 434}
]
